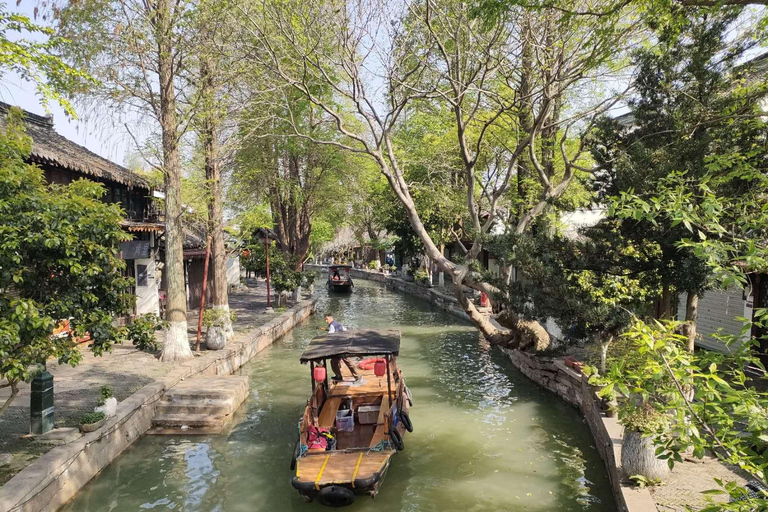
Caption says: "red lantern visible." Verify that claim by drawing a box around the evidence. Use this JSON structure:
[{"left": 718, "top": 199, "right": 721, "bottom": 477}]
[
  {"left": 374, "top": 359, "right": 386, "bottom": 377},
  {"left": 480, "top": 292, "right": 489, "bottom": 307},
  {"left": 313, "top": 366, "right": 327, "bottom": 382}
]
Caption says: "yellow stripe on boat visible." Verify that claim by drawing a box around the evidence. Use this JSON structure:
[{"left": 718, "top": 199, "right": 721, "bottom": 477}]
[
  {"left": 351, "top": 452, "right": 364, "bottom": 488},
  {"left": 315, "top": 454, "right": 331, "bottom": 490}
]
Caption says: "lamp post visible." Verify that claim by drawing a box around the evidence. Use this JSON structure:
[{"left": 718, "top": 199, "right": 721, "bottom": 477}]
[
  {"left": 255, "top": 227, "right": 277, "bottom": 312},
  {"left": 30, "top": 364, "right": 54, "bottom": 435}
]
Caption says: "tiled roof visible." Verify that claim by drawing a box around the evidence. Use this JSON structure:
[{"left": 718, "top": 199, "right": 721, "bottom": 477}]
[{"left": 0, "top": 102, "right": 151, "bottom": 190}]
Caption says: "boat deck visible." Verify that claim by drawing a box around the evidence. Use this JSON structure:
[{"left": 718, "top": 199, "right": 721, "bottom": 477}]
[{"left": 296, "top": 450, "right": 393, "bottom": 488}]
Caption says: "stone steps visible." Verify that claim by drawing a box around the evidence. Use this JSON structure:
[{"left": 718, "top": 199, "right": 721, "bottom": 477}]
[{"left": 151, "top": 375, "right": 249, "bottom": 434}]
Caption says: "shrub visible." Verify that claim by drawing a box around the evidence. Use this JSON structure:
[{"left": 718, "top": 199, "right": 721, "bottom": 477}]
[
  {"left": 79, "top": 411, "right": 106, "bottom": 425},
  {"left": 367, "top": 260, "right": 378, "bottom": 270},
  {"left": 98, "top": 385, "right": 113, "bottom": 406},
  {"left": 125, "top": 313, "right": 166, "bottom": 352},
  {"left": 414, "top": 269, "right": 430, "bottom": 285},
  {"left": 203, "top": 308, "right": 236, "bottom": 328}
]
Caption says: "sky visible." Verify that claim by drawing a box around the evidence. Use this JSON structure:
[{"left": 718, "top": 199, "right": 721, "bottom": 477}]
[{"left": 0, "top": 1, "right": 132, "bottom": 167}]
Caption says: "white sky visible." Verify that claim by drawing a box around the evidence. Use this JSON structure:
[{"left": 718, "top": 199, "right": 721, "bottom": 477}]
[{"left": 0, "top": 1, "right": 132, "bottom": 166}]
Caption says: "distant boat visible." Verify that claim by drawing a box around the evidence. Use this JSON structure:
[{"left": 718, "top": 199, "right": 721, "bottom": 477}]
[
  {"left": 291, "top": 329, "right": 413, "bottom": 506},
  {"left": 327, "top": 265, "right": 353, "bottom": 293}
]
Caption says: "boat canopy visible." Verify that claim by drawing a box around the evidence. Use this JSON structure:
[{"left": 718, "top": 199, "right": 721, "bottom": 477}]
[
  {"left": 329, "top": 265, "right": 353, "bottom": 270},
  {"left": 300, "top": 329, "right": 401, "bottom": 363}
]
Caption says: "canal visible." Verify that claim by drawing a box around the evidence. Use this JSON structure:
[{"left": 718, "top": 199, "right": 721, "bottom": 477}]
[{"left": 61, "top": 279, "right": 615, "bottom": 512}]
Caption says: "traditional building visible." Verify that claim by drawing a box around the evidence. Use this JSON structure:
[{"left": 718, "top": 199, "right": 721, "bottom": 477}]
[{"left": 0, "top": 103, "right": 163, "bottom": 317}]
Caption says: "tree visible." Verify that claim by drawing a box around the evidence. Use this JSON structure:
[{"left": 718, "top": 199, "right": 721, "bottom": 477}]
[
  {"left": 0, "top": 6, "right": 92, "bottom": 117},
  {"left": 594, "top": 8, "right": 768, "bottom": 350},
  {"left": 56, "top": 0, "right": 200, "bottom": 361},
  {"left": 234, "top": 0, "right": 636, "bottom": 345},
  {"left": 232, "top": 95, "right": 351, "bottom": 269},
  {"left": 0, "top": 112, "right": 132, "bottom": 415}
]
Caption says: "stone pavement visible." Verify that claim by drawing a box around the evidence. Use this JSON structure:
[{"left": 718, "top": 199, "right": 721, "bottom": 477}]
[
  {"left": 0, "top": 277, "right": 290, "bottom": 485},
  {"left": 650, "top": 454, "right": 749, "bottom": 511}
]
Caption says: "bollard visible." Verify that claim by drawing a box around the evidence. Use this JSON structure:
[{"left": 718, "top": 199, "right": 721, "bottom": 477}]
[{"left": 30, "top": 370, "right": 54, "bottom": 435}]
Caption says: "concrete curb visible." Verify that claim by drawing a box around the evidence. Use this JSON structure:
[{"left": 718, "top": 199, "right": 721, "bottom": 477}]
[
  {"left": 316, "top": 265, "right": 655, "bottom": 512},
  {"left": 0, "top": 298, "right": 317, "bottom": 512}
]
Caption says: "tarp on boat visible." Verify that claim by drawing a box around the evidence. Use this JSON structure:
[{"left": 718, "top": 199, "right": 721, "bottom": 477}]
[{"left": 300, "top": 329, "right": 401, "bottom": 362}]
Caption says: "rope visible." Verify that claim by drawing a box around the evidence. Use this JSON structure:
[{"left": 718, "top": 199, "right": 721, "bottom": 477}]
[
  {"left": 297, "top": 421, "right": 308, "bottom": 457},
  {"left": 367, "top": 440, "right": 393, "bottom": 453}
]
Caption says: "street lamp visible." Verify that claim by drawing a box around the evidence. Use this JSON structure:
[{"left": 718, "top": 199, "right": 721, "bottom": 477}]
[{"left": 254, "top": 227, "right": 278, "bottom": 312}]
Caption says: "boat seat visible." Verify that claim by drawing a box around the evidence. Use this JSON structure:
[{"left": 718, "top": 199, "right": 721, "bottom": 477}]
[
  {"left": 369, "top": 396, "right": 390, "bottom": 447},
  {"left": 318, "top": 396, "right": 343, "bottom": 428}
]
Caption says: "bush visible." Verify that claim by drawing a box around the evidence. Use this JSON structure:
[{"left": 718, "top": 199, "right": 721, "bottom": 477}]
[
  {"left": 203, "top": 308, "right": 235, "bottom": 328},
  {"left": 301, "top": 270, "right": 318, "bottom": 288},
  {"left": 125, "top": 313, "right": 166, "bottom": 352},
  {"left": 367, "top": 260, "right": 378, "bottom": 270},
  {"left": 79, "top": 411, "right": 106, "bottom": 425},
  {"left": 98, "top": 385, "right": 113, "bottom": 406},
  {"left": 414, "top": 269, "right": 430, "bottom": 285}
]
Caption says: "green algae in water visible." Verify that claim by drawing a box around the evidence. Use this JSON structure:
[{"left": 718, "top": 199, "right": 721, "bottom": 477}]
[{"left": 61, "top": 280, "right": 616, "bottom": 512}]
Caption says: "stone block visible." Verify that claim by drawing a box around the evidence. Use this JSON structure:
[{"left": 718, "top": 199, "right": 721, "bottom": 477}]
[{"left": 33, "top": 428, "right": 81, "bottom": 446}]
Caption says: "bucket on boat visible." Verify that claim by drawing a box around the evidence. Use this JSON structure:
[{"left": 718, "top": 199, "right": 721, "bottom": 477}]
[{"left": 374, "top": 359, "right": 386, "bottom": 377}]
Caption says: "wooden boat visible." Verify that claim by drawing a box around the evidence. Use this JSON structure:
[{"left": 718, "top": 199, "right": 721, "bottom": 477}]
[
  {"left": 327, "top": 265, "right": 353, "bottom": 293},
  {"left": 291, "top": 329, "right": 413, "bottom": 506}
]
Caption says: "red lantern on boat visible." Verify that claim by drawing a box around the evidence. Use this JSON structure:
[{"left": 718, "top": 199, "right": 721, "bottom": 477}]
[
  {"left": 313, "top": 366, "right": 327, "bottom": 382},
  {"left": 480, "top": 292, "right": 489, "bottom": 307},
  {"left": 374, "top": 359, "right": 387, "bottom": 377}
]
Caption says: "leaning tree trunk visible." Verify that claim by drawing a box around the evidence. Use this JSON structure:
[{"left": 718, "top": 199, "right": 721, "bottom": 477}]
[
  {"left": 683, "top": 292, "right": 699, "bottom": 353},
  {"left": 202, "top": 60, "right": 232, "bottom": 351},
  {"left": 158, "top": 0, "right": 191, "bottom": 362}
]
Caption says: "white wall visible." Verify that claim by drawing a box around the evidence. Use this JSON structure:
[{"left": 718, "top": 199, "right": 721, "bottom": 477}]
[
  {"left": 678, "top": 288, "right": 752, "bottom": 352},
  {"left": 226, "top": 257, "right": 240, "bottom": 286},
  {"left": 134, "top": 256, "right": 159, "bottom": 316}
]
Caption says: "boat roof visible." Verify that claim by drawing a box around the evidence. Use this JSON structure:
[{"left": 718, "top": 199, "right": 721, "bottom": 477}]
[
  {"left": 299, "top": 329, "right": 401, "bottom": 363},
  {"left": 329, "top": 264, "right": 352, "bottom": 270}
]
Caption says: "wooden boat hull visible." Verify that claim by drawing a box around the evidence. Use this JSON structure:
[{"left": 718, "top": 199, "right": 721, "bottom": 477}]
[
  {"left": 327, "top": 281, "right": 353, "bottom": 293},
  {"left": 292, "top": 449, "right": 395, "bottom": 504}
]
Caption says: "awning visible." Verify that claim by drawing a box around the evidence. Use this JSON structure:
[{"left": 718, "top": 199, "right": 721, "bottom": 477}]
[
  {"left": 299, "top": 329, "right": 401, "bottom": 363},
  {"left": 121, "top": 220, "right": 165, "bottom": 233}
]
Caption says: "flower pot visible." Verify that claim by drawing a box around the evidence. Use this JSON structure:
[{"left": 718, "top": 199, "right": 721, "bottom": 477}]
[
  {"left": 80, "top": 418, "right": 106, "bottom": 433},
  {"left": 621, "top": 430, "right": 669, "bottom": 481}
]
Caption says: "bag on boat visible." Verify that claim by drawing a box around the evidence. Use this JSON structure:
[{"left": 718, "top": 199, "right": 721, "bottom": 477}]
[{"left": 306, "top": 425, "right": 334, "bottom": 451}]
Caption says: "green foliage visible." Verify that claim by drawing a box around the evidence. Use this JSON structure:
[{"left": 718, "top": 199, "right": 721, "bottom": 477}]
[
  {"left": 414, "top": 269, "right": 431, "bottom": 286},
  {"left": 79, "top": 411, "right": 106, "bottom": 425},
  {"left": 0, "top": 7, "right": 93, "bottom": 117},
  {"left": 367, "top": 260, "right": 378, "bottom": 270},
  {"left": 240, "top": 240, "right": 312, "bottom": 293},
  {"left": 97, "top": 385, "right": 113, "bottom": 406},
  {"left": 628, "top": 475, "right": 661, "bottom": 489},
  {"left": 595, "top": 318, "right": 768, "bottom": 506},
  {"left": 202, "top": 308, "right": 235, "bottom": 328},
  {"left": 0, "top": 112, "right": 132, "bottom": 414},
  {"left": 125, "top": 313, "right": 166, "bottom": 353}
]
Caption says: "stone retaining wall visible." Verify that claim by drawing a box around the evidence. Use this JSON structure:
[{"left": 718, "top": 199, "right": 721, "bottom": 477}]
[
  {"left": 0, "top": 298, "right": 317, "bottom": 512},
  {"left": 313, "top": 265, "right": 655, "bottom": 512}
]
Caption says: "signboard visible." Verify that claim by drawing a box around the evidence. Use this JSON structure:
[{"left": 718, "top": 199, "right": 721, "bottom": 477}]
[
  {"left": 137, "top": 264, "right": 149, "bottom": 286},
  {"left": 120, "top": 240, "right": 150, "bottom": 260}
]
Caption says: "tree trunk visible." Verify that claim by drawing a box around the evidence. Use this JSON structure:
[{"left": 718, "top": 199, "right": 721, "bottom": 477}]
[
  {"left": 683, "top": 293, "right": 699, "bottom": 353},
  {"left": 158, "top": 0, "right": 191, "bottom": 362},
  {"left": 0, "top": 380, "right": 19, "bottom": 417},
  {"left": 201, "top": 59, "right": 232, "bottom": 351},
  {"left": 660, "top": 283, "right": 673, "bottom": 319}
]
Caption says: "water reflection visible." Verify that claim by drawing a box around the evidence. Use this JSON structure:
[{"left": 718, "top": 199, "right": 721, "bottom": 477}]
[{"left": 62, "top": 280, "right": 615, "bottom": 512}]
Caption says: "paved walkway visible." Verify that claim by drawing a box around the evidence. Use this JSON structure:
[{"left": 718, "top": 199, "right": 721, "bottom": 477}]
[
  {"left": 0, "top": 278, "right": 291, "bottom": 485},
  {"left": 651, "top": 454, "right": 749, "bottom": 511}
]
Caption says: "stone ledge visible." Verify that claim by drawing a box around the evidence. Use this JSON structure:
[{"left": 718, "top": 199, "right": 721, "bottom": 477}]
[{"left": 0, "top": 298, "right": 317, "bottom": 512}]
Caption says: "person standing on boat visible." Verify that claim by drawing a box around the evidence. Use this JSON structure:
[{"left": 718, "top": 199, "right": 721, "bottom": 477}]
[{"left": 324, "top": 314, "right": 360, "bottom": 382}]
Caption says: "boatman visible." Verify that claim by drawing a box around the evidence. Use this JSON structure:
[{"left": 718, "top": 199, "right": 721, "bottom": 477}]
[{"left": 324, "top": 314, "right": 360, "bottom": 382}]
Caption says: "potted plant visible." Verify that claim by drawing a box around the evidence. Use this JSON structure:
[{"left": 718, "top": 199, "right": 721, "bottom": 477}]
[
  {"left": 619, "top": 403, "right": 670, "bottom": 481},
  {"left": 79, "top": 411, "right": 107, "bottom": 433}
]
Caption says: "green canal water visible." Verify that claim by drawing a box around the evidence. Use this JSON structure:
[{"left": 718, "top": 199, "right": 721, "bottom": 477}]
[{"left": 61, "top": 280, "right": 615, "bottom": 512}]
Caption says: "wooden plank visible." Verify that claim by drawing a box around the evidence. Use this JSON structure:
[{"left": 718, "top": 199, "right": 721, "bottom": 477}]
[
  {"left": 318, "top": 396, "right": 343, "bottom": 428},
  {"left": 369, "top": 395, "right": 390, "bottom": 447},
  {"left": 296, "top": 451, "right": 392, "bottom": 486}
]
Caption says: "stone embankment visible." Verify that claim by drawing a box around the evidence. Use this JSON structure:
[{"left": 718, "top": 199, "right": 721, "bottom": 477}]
[
  {"left": 309, "top": 265, "right": 655, "bottom": 512},
  {"left": 0, "top": 297, "right": 316, "bottom": 512}
]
